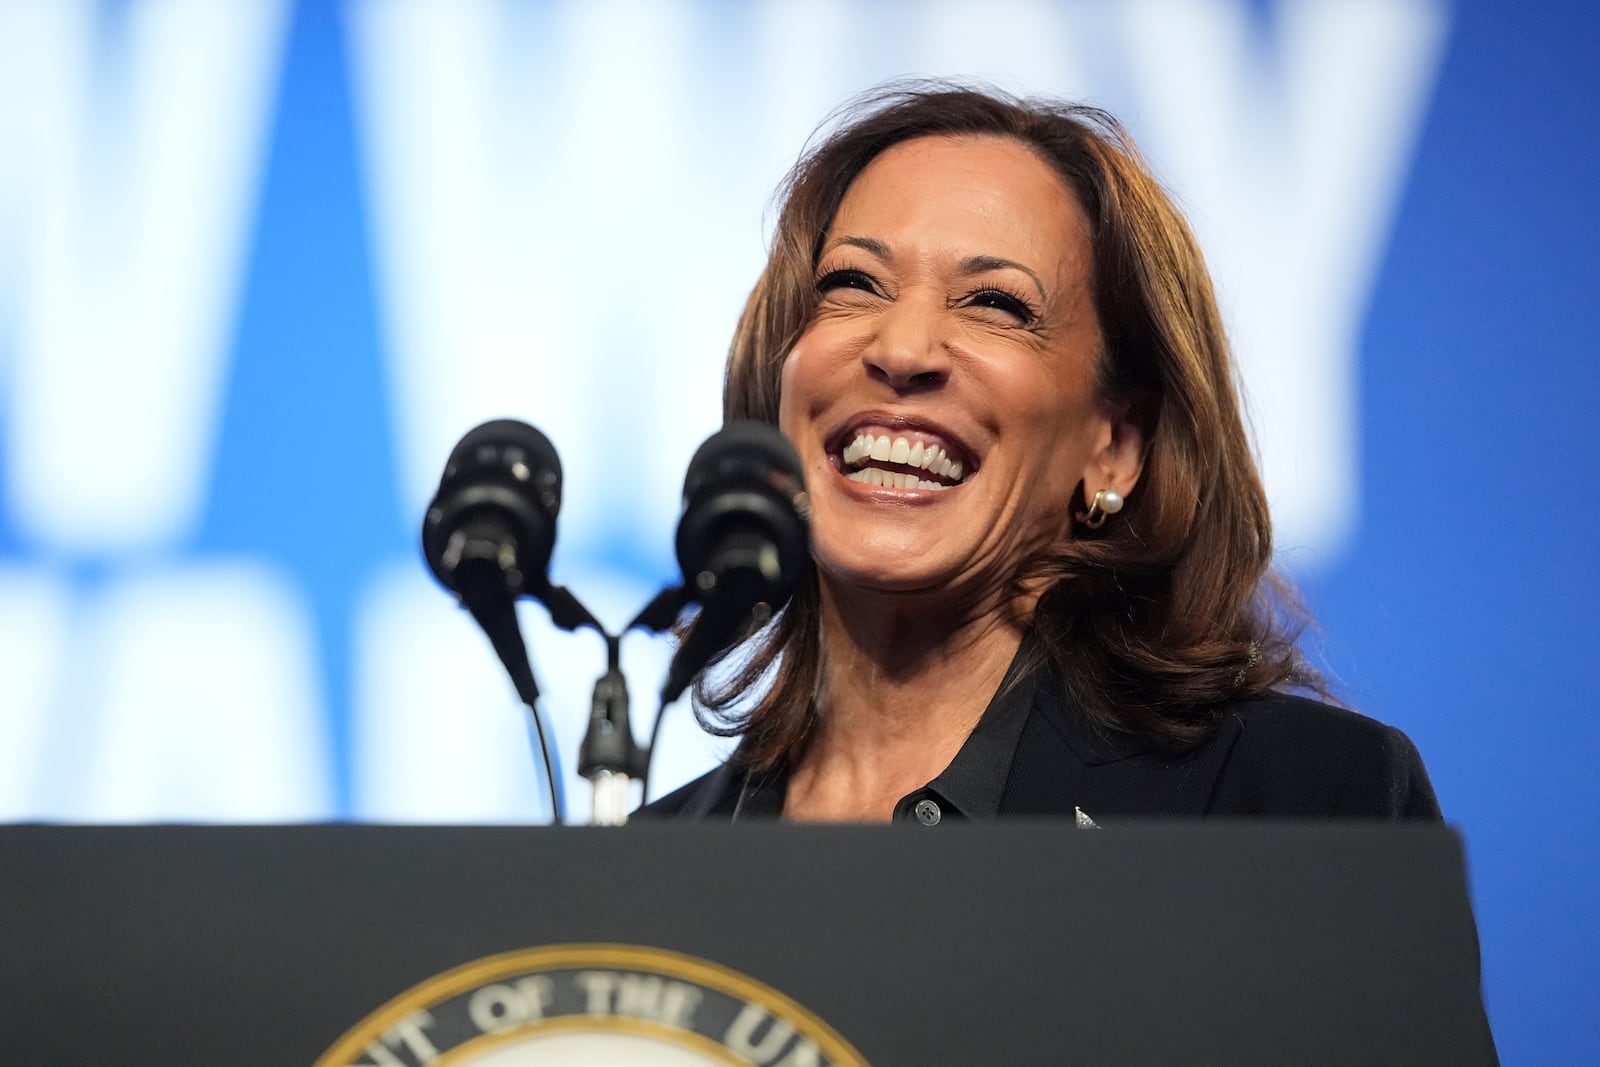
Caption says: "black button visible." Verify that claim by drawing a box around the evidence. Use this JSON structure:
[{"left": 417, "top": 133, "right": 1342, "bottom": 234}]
[{"left": 913, "top": 798, "right": 942, "bottom": 826}]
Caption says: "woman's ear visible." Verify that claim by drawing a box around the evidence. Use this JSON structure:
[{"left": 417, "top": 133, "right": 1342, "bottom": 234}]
[{"left": 1081, "top": 401, "right": 1147, "bottom": 502}]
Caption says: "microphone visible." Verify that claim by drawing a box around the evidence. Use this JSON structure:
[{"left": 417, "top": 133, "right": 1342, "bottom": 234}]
[
  {"left": 422, "top": 418, "right": 560, "bottom": 608},
  {"left": 421, "top": 418, "right": 584, "bottom": 823},
  {"left": 657, "top": 421, "right": 810, "bottom": 705}
]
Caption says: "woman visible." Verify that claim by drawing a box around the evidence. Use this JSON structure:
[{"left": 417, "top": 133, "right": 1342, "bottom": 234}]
[{"left": 648, "top": 84, "right": 1439, "bottom": 822}]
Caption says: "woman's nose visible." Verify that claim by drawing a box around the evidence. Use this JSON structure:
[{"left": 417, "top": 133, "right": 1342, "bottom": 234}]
[{"left": 863, "top": 296, "right": 950, "bottom": 391}]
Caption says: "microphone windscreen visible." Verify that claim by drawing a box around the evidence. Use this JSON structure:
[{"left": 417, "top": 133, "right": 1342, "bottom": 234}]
[
  {"left": 422, "top": 418, "right": 563, "bottom": 597},
  {"left": 682, "top": 420, "right": 803, "bottom": 503},
  {"left": 439, "top": 419, "right": 562, "bottom": 506}
]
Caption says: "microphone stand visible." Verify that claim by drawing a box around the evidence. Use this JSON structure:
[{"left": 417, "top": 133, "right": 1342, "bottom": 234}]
[
  {"left": 459, "top": 557, "right": 654, "bottom": 826},
  {"left": 521, "top": 577, "right": 639, "bottom": 825},
  {"left": 577, "top": 632, "right": 648, "bottom": 825}
]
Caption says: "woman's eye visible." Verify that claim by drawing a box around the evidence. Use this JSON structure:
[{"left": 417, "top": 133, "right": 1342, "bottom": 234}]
[
  {"left": 816, "top": 269, "right": 878, "bottom": 295},
  {"left": 965, "top": 288, "right": 1037, "bottom": 325}
]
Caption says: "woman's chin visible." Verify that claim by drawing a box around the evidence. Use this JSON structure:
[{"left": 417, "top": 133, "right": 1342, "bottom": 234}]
[{"left": 814, "top": 547, "right": 971, "bottom": 599}]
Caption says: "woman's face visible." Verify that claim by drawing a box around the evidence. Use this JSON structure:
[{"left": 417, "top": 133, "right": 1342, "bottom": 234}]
[{"left": 779, "top": 134, "right": 1139, "bottom": 599}]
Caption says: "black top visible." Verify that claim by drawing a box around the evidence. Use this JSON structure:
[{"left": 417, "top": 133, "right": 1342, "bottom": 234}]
[{"left": 641, "top": 646, "right": 1442, "bottom": 822}]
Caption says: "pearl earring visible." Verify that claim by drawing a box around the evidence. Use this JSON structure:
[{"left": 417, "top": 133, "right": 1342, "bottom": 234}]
[{"left": 1076, "top": 488, "right": 1124, "bottom": 530}]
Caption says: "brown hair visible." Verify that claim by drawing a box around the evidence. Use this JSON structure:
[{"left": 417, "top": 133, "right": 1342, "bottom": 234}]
[{"left": 698, "top": 82, "right": 1320, "bottom": 766}]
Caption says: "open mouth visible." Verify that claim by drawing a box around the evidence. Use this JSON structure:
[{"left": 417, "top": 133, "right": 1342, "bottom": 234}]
[{"left": 833, "top": 427, "right": 975, "bottom": 492}]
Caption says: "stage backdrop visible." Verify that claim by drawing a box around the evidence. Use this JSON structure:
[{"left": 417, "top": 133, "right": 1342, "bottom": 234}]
[{"left": 0, "top": 1, "right": 1593, "bottom": 1061}]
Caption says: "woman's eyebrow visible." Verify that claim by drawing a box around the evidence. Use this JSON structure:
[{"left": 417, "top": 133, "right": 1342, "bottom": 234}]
[
  {"left": 827, "top": 235, "right": 893, "bottom": 260},
  {"left": 961, "top": 255, "right": 1046, "bottom": 302}
]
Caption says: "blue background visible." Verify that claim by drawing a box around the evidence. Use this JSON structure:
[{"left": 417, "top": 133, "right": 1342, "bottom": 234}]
[{"left": 1313, "top": 0, "right": 1599, "bottom": 1051}]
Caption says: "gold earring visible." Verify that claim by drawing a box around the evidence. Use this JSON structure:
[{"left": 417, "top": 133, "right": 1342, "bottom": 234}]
[{"left": 1076, "top": 488, "right": 1124, "bottom": 530}]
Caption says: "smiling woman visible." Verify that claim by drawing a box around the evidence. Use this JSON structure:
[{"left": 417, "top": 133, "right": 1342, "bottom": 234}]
[{"left": 646, "top": 83, "right": 1441, "bottom": 823}]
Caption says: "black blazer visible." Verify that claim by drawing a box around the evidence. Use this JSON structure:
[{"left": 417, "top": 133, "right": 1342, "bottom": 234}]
[{"left": 643, "top": 673, "right": 1442, "bottom": 820}]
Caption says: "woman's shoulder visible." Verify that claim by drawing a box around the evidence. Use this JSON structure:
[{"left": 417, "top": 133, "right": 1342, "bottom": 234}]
[{"left": 1209, "top": 691, "right": 1443, "bottom": 818}]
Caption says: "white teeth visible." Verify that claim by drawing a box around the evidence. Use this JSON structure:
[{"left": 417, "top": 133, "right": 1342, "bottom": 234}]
[
  {"left": 844, "top": 467, "right": 948, "bottom": 491},
  {"left": 838, "top": 430, "right": 967, "bottom": 487}
]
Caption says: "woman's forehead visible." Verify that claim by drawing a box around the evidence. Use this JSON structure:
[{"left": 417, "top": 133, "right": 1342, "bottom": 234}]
[{"left": 825, "top": 134, "right": 1091, "bottom": 282}]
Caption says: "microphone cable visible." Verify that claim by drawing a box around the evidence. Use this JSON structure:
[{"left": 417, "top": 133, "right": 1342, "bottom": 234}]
[{"left": 521, "top": 698, "right": 566, "bottom": 822}]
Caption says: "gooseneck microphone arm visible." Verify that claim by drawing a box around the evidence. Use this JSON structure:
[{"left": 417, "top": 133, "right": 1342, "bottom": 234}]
[
  {"left": 449, "top": 548, "right": 565, "bottom": 818},
  {"left": 631, "top": 422, "right": 811, "bottom": 806},
  {"left": 625, "top": 586, "right": 690, "bottom": 808}
]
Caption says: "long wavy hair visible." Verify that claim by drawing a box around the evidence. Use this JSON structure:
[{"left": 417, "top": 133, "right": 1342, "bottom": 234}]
[{"left": 697, "top": 83, "right": 1321, "bottom": 768}]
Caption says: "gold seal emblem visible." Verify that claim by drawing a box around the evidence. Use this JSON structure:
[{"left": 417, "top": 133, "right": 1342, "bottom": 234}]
[{"left": 316, "top": 943, "right": 871, "bottom": 1066}]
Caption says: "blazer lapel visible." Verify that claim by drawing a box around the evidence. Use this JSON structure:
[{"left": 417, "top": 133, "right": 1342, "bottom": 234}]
[{"left": 999, "top": 673, "right": 1244, "bottom": 818}]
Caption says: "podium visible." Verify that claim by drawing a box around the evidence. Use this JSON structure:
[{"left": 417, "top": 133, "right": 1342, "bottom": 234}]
[{"left": 0, "top": 823, "right": 1494, "bottom": 1064}]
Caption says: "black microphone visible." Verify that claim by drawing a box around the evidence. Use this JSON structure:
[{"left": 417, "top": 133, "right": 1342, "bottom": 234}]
[
  {"left": 422, "top": 418, "right": 561, "bottom": 608},
  {"left": 657, "top": 421, "right": 810, "bottom": 705},
  {"left": 421, "top": 419, "right": 582, "bottom": 823}
]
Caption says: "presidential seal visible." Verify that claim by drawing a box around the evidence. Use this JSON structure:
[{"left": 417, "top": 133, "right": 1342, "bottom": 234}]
[{"left": 315, "top": 944, "right": 871, "bottom": 1066}]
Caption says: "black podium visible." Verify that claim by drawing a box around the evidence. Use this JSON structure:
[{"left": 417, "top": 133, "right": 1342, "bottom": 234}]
[{"left": 0, "top": 824, "right": 1493, "bottom": 1064}]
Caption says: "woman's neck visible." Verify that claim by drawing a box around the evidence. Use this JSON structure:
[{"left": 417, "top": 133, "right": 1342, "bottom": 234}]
[{"left": 783, "top": 580, "right": 1029, "bottom": 821}]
